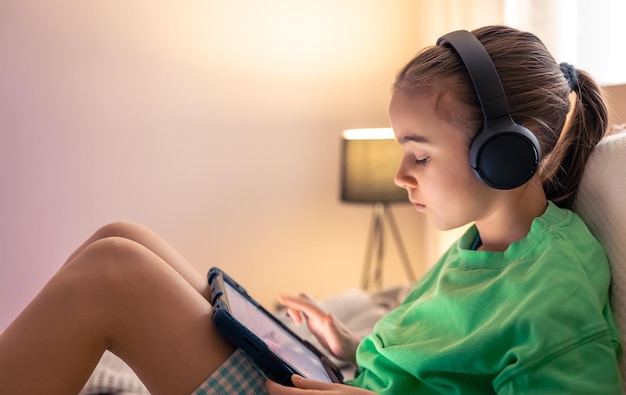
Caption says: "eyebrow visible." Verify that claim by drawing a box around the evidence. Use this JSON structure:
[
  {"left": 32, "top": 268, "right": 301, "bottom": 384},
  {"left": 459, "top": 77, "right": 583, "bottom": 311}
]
[{"left": 400, "top": 134, "right": 430, "bottom": 144}]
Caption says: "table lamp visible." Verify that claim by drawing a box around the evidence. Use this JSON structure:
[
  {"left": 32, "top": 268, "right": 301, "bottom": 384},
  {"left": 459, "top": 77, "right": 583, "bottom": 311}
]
[{"left": 340, "top": 128, "right": 416, "bottom": 290}]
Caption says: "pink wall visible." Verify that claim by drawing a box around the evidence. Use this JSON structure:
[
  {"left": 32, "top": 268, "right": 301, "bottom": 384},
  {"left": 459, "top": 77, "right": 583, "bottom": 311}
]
[{"left": 0, "top": 1, "right": 419, "bottom": 332}]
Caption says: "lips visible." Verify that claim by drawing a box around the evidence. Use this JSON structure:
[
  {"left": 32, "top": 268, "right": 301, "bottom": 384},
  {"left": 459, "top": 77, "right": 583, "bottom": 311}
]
[{"left": 410, "top": 201, "right": 426, "bottom": 210}]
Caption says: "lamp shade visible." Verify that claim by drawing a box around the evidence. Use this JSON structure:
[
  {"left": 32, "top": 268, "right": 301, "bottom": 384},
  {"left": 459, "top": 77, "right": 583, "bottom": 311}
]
[{"left": 340, "top": 128, "right": 407, "bottom": 203}]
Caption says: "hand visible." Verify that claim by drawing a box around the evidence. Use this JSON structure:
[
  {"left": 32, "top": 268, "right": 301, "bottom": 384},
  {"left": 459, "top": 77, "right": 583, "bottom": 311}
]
[
  {"left": 266, "top": 375, "right": 377, "bottom": 395},
  {"left": 278, "top": 293, "right": 360, "bottom": 363}
]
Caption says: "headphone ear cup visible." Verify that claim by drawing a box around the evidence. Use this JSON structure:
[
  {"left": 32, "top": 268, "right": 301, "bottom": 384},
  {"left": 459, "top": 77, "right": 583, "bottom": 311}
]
[
  {"left": 470, "top": 118, "right": 541, "bottom": 189},
  {"left": 437, "top": 30, "right": 543, "bottom": 189}
]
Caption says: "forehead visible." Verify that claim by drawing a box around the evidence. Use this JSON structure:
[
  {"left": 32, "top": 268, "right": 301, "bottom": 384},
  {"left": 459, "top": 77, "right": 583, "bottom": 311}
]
[
  {"left": 390, "top": 90, "right": 434, "bottom": 115},
  {"left": 390, "top": 90, "right": 475, "bottom": 143},
  {"left": 389, "top": 91, "right": 473, "bottom": 149},
  {"left": 389, "top": 91, "right": 444, "bottom": 133}
]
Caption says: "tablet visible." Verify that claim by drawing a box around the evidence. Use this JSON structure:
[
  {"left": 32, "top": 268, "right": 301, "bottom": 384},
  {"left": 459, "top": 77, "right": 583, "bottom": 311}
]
[{"left": 207, "top": 267, "right": 343, "bottom": 386}]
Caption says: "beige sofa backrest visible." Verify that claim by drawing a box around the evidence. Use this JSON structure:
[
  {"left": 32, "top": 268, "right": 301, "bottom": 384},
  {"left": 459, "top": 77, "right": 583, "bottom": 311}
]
[{"left": 573, "top": 131, "right": 626, "bottom": 389}]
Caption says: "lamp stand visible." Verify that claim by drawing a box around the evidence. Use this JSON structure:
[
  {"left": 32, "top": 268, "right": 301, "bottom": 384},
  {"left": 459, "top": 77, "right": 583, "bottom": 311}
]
[{"left": 360, "top": 203, "right": 416, "bottom": 290}]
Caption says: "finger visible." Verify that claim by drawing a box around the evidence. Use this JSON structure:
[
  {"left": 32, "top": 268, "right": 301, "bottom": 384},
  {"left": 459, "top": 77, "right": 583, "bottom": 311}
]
[
  {"left": 285, "top": 308, "right": 303, "bottom": 325},
  {"left": 266, "top": 378, "right": 309, "bottom": 395},
  {"left": 278, "top": 293, "right": 316, "bottom": 306},
  {"left": 291, "top": 375, "right": 335, "bottom": 390},
  {"left": 265, "top": 379, "right": 293, "bottom": 395},
  {"left": 278, "top": 294, "right": 323, "bottom": 317}
]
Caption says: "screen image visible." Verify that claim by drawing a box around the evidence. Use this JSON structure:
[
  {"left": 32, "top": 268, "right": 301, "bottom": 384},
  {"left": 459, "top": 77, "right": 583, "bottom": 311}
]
[{"left": 224, "top": 281, "right": 333, "bottom": 383}]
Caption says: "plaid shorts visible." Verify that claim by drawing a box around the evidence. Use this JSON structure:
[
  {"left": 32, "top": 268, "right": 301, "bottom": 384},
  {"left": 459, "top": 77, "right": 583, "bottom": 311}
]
[{"left": 192, "top": 348, "right": 268, "bottom": 395}]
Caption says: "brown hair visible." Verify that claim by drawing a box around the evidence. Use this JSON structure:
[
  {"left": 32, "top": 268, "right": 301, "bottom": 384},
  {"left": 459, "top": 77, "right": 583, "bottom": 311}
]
[{"left": 394, "top": 25, "right": 608, "bottom": 208}]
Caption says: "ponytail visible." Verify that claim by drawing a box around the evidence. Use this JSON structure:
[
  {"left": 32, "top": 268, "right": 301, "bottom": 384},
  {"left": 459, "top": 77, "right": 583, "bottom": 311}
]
[{"left": 541, "top": 68, "right": 608, "bottom": 208}]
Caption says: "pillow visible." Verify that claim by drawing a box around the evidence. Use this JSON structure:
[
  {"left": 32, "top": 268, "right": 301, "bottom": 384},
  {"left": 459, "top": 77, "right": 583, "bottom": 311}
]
[{"left": 573, "top": 131, "right": 626, "bottom": 388}]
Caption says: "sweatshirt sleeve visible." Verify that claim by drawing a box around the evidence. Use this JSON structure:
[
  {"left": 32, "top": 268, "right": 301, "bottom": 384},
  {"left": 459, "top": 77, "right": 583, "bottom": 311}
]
[{"left": 495, "top": 331, "right": 623, "bottom": 395}]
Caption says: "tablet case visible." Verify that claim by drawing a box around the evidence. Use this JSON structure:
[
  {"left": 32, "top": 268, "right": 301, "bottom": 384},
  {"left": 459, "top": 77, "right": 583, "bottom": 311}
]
[{"left": 207, "top": 267, "right": 343, "bottom": 386}]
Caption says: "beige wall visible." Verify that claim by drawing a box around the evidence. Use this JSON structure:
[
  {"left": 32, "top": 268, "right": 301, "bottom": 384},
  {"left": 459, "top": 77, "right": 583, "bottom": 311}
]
[
  {"left": 605, "top": 84, "right": 626, "bottom": 125},
  {"left": 0, "top": 0, "right": 504, "bottom": 331}
]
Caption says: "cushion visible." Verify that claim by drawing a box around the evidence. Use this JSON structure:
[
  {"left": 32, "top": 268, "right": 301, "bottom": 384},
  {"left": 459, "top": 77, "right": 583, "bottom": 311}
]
[
  {"left": 573, "top": 131, "right": 626, "bottom": 387},
  {"left": 79, "top": 351, "right": 148, "bottom": 395}
]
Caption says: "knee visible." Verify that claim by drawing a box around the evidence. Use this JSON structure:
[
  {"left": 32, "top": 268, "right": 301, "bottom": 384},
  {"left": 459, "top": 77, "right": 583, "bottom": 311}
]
[
  {"left": 83, "top": 236, "right": 146, "bottom": 264},
  {"left": 72, "top": 237, "right": 152, "bottom": 280},
  {"left": 60, "top": 237, "right": 164, "bottom": 323},
  {"left": 92, "top": 221, "right": 147, "bottom": 242}
]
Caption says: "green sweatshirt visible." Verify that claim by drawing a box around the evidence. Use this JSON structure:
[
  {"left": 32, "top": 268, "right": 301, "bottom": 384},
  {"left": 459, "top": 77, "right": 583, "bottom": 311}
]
[{"left": 349, "top": 202, "right": 622, "bottom": 394}]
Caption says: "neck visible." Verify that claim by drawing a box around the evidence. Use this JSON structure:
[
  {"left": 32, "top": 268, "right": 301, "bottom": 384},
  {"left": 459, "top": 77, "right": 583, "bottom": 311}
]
[{"left": 475, "top": 179, "right": 548, "bottom": 252}]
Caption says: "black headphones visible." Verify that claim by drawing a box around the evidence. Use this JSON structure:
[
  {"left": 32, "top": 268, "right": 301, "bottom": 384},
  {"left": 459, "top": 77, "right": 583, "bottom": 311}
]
[{"left": 436, "top": 30, "right": 541, "bottom": 190}]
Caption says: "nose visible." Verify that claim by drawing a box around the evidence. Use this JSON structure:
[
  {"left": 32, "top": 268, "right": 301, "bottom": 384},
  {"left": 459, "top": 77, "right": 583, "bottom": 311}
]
[{"left": 394, "top": 156, "right": 417, "bottom": 190}]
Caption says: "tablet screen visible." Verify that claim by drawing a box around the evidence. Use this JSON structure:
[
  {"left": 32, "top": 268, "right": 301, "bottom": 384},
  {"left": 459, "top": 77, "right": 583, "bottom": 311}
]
[{"left": 224, "top": 281, "right": 333, "bottom": 382}]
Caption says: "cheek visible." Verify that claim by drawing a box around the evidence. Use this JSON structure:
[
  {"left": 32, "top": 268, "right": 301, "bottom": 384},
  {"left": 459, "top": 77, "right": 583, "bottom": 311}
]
[
  {"left": 426, "top": 173, "right": 490, "bottom": 230},
  {"left": 426, "top": 163, "right": 487, "bottom": 205},
  {"left": 449, "top": 153, "right": 484, "bottom": 188},
  {"left": 438, "top": 159, "right": 478, "bottom": 189}
]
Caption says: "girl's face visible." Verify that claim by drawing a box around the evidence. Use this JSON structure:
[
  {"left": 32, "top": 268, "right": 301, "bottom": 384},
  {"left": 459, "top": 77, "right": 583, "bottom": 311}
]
[{"left": 390, "top": 90, "right": 498, "bottom": 231}]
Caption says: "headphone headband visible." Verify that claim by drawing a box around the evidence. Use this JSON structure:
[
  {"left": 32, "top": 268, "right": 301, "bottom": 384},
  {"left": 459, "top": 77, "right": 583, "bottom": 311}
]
[{"left": 436, "top": 30, "right": 510, "bottom": 120}]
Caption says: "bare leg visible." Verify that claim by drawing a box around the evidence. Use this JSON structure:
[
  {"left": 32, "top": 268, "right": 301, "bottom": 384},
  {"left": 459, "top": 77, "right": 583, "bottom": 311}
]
[
  {"left": 64, "top": 221, "right": 209, "bottom": 299},
  {"left": 0, "top": 236, "right": 235, "bottom": 395}
]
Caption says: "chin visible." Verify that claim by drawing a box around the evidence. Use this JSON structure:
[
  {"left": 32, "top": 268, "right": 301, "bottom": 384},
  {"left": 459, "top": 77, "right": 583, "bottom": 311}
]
[{"left": 429, "top": 216, "right": 473, "bottom": 232}]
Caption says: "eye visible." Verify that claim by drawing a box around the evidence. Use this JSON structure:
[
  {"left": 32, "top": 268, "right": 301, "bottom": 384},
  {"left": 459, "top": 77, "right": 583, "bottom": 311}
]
[{"left": 415, "top": 156, "right": 430, "bottom": 166}]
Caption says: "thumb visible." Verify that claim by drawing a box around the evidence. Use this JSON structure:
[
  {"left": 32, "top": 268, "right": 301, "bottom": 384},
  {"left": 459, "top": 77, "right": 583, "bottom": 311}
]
[{"left": 291, "top": 375, "right": 334, "bottom": 390}]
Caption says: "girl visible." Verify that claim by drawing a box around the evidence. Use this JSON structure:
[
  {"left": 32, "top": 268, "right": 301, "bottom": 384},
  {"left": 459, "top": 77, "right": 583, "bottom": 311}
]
[
  {"left": 0, "top": 25, "right": 621, "bottom": 394},
  {"left": 273, "top": 25, "right": 622, "bottom": 394}
]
